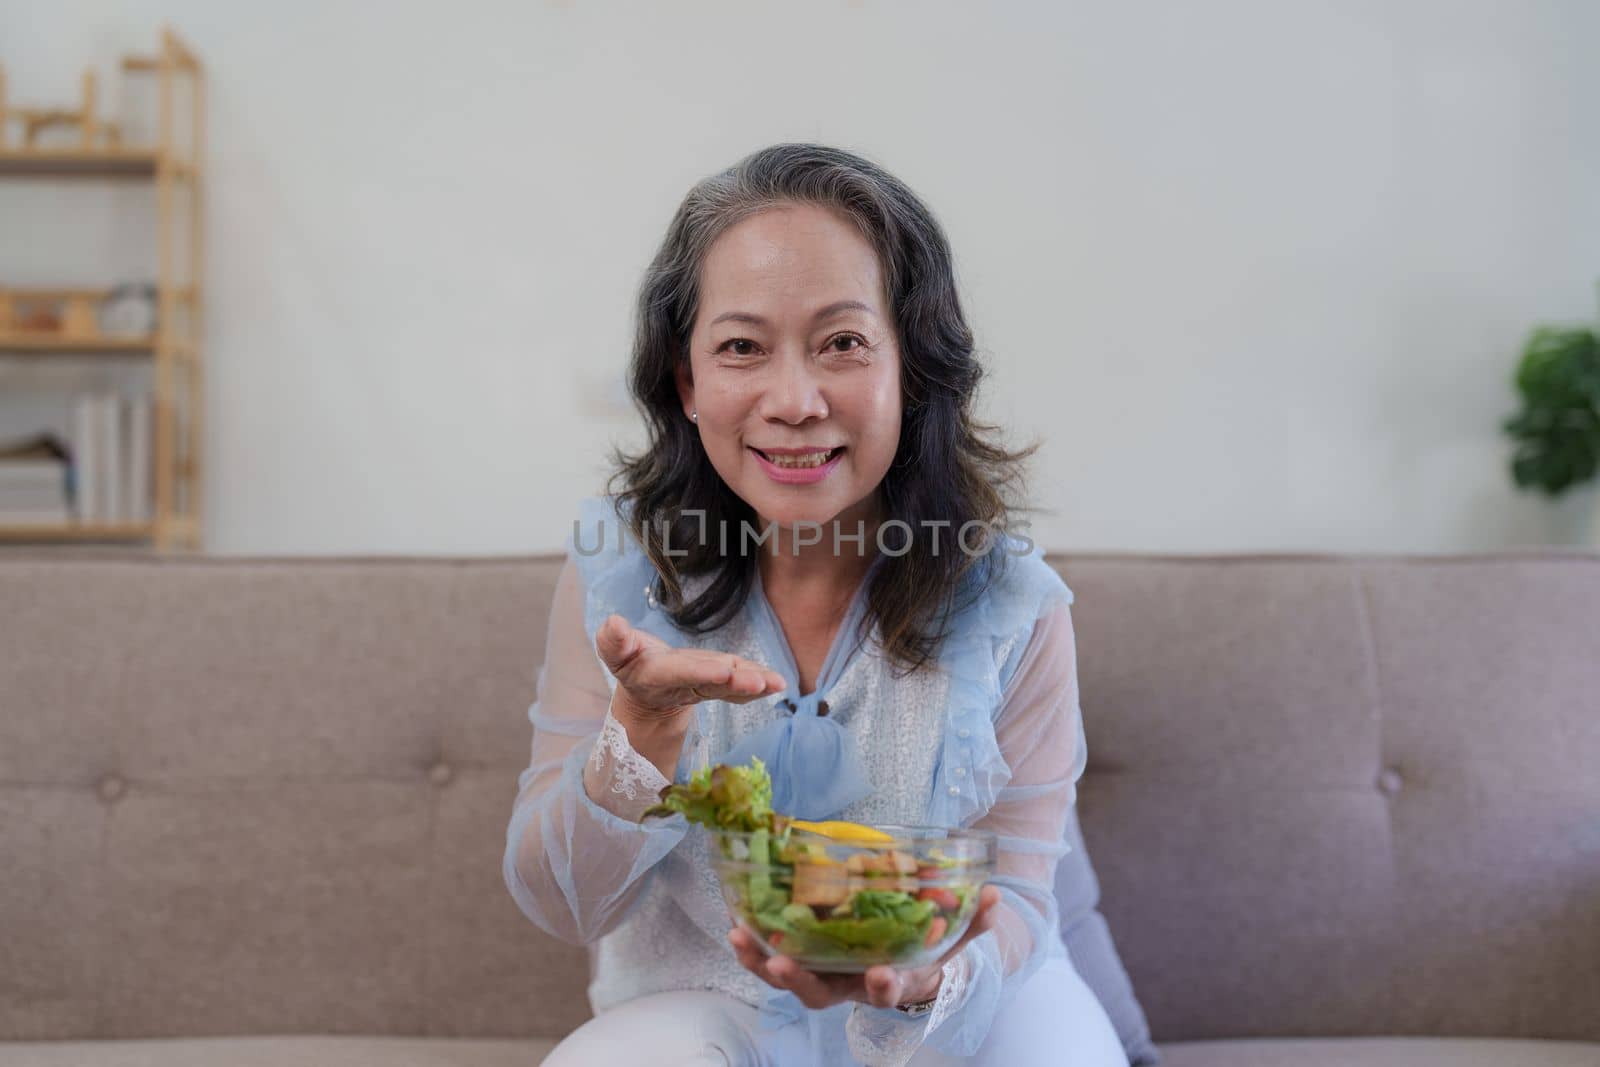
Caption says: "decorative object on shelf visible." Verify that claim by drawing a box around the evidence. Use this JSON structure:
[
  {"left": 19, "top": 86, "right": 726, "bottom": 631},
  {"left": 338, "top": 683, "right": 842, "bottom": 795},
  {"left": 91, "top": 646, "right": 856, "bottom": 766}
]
[
  {"left": 0, "top": 66, "right": 122, "bottom": 151},
  {"left": 19, "top": 304, "right": 63, "bottom": 333},
  {"left": 99, "top": 282, "right": 159, "bottom": 338},
  {"left": 1502, "top": 280, "right": 1600, "bottom": 545},
  {"left": 0, "top": 431, "right": 71, "bottom": 463}
]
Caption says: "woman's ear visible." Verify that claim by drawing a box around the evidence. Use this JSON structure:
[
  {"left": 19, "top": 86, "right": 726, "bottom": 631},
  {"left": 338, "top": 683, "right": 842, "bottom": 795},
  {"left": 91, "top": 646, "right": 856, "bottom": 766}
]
[{"left": 674, "top": 357, "right": 695, "bottom": 420}]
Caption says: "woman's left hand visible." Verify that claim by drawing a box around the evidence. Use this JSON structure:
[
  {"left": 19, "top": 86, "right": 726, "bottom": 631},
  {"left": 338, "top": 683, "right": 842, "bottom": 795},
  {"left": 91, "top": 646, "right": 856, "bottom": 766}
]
[{"left": 726, "top": 884, "right": 1002, "bottom": 1011}]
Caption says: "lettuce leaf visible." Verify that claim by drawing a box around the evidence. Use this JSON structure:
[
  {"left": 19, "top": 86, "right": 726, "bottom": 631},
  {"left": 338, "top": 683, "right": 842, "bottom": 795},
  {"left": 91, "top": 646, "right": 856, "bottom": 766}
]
[{"left": 641, "top": 758, "right": 774, "bottom": 832}]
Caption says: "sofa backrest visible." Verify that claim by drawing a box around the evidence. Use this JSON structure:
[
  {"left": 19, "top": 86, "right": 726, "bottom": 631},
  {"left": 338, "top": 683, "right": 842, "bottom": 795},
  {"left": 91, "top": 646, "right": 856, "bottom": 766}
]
[{"left": 0, "top": 552, "right": 1595, "bottom": 1044}]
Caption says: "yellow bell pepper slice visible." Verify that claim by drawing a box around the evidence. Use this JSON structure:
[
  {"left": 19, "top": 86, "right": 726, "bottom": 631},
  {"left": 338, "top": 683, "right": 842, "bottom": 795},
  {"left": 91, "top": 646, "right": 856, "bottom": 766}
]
[{"left": 787, "top": 819, "right": 895, "bottom": 844}]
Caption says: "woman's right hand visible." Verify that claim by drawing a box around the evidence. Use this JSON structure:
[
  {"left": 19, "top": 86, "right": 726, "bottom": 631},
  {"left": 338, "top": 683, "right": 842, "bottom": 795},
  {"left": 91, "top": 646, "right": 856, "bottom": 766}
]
[{"left": 593, "top": 613, "right": 787, "bottom": 741}]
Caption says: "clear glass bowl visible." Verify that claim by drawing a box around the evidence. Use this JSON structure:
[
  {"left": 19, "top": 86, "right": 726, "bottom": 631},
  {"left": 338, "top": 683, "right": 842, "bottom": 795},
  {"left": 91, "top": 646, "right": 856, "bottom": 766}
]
[{"left": 707, "top": 823, "right": 996, "bottom": 973}]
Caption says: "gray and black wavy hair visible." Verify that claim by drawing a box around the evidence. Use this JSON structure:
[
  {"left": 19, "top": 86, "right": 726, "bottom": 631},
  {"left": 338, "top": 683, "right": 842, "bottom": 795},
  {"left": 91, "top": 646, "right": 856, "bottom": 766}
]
[{"left": 606, "top": 142, "right": 1039, "bottom": 675}]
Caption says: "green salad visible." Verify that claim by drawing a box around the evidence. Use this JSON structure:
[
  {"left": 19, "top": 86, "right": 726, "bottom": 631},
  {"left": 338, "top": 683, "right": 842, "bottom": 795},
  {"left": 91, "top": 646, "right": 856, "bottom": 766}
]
[{"left": 642, "top": 759, "right": 980, "bottom": 969}]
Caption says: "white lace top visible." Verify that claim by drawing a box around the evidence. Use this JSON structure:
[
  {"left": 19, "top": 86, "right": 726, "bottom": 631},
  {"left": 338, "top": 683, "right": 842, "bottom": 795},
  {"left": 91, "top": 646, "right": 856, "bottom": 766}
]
[{"left": 503, "top": 496, "right": 1087, "bottom": 1066}]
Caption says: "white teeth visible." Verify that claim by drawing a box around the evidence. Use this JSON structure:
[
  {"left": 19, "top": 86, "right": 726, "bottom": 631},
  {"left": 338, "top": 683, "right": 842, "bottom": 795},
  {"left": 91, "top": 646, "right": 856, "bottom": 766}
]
[{"left": 763, "top": 449, "right": 835, "bottom": 469}]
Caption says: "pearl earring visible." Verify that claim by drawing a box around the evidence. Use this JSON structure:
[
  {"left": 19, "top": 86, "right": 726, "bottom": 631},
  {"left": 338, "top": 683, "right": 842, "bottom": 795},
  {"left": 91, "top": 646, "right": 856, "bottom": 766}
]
[{"left": 690, "top": 410, "right": 698, "bottom": 422}]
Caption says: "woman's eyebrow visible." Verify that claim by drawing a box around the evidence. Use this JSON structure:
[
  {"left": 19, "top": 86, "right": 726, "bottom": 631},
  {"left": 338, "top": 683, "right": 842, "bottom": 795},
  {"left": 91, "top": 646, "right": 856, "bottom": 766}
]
[{"left": 709, "top": 300, "right": 877, "bottom": 328}]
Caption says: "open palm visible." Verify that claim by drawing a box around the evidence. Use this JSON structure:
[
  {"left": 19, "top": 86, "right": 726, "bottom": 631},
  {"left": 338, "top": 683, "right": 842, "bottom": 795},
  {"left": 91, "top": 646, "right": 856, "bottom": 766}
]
[{"left": 595, "top": 613, "right": 787, "bottom": 724}]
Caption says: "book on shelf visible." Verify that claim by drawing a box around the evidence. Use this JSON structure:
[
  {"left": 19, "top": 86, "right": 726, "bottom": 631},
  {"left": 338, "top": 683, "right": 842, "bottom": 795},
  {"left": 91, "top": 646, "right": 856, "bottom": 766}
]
[
  {"left": 102, "top": 393, "right": 123, "bottom": 523},
  {"left": 71, "top": 396, "right": 99, "bottom": 523},
  {"left": 64, "top": 390, "right": 154, "bottom": 526},
  {"left": 125, "top": 393, "right": 151, "bottom": 526},
  {"left": 0, "top": 460, "right": 72, "bottom": 525},
  {"left": 0, "top": 435, "right": 72, "bottom": 526}
]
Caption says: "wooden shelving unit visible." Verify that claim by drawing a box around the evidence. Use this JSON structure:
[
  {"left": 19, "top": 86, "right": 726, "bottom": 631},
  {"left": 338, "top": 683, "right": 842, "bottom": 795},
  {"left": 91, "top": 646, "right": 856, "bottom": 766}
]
[{"left": 0, "top": 28, "right": 205, "bottom": 551}]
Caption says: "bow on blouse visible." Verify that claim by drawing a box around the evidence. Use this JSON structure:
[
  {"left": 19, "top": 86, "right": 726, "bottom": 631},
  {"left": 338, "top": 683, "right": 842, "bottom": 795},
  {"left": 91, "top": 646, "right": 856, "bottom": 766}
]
[{"left": 718, "top": 689, "right": 872, "bottom": 821}]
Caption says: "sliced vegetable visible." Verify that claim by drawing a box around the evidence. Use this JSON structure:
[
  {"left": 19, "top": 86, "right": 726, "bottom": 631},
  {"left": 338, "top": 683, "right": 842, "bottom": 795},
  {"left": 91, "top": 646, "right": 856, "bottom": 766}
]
[{"left": 788, "top": 819, "right": 895, "bottom": 844}]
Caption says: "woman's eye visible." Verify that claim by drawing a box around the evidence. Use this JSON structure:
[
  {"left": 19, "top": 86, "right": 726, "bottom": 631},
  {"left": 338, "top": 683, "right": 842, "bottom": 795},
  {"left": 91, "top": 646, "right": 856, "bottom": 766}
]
[{"left": 715, "top": 335, "right": 865, "bottom": 357}]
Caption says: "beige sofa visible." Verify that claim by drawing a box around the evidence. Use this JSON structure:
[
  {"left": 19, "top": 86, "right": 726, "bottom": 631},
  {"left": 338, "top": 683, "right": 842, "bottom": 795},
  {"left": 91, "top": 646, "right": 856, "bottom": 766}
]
[{"left": 1, "top": 550, "right": 1597, "bottom": 1066}]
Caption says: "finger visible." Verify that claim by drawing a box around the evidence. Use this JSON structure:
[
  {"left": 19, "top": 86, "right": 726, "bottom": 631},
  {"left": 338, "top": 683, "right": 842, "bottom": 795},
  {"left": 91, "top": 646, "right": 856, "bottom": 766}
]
[
  {"left": 673, "top": 658, "right": 756, "bottom": 702},
  {"left": 617, "top": 646, "right": 786, "bottom": 709},
  {"left": 679, "top": 650, "right": 781, "bottom": 679},
  {"left": 593, "top": 614, "right": 642, "bottom": 674},
  {"left": 726, "top": 928, "right": 778, "bottom": 983},
  {"left": 728, "top": 669, "right": 788, "bottom": 702},
  {"left": 744, "top": 662, "right": 789, "bottom": 694},
  {"left": 727, "top": 929, "right": 787, "bottom": 991},
  {"left": 672, "top": 654, "right": 786, "bottom": 704},
  {"left": 727, "top": 926, "right": 758, "bottom": 960},
  {"left": 862, "top": 965, "right": 905, "bottom": 1010},
  {"left": 938, "top": 884, "right": 1003, "bottom": 965},
  {"left": 617, "top": 653, "right": 727, "bottom": 706},
  {"left": 763, "top": 955, "right": 845, "bottom": 1010},
  {"left": 973, "top": 884, "right": 1002, "bottom": 926}
]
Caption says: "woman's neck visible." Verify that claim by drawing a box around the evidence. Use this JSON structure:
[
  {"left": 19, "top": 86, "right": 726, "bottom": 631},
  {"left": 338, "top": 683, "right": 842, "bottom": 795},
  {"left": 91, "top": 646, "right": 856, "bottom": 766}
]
[
  {"left": 753, "top": 497, "right": 883, "bottom": 603},
  {"left": 754, "top": 505, "right": 883, "bottom": 697},
  {"left": 757, "top": 548, "right": 877, "bottom": 607}
]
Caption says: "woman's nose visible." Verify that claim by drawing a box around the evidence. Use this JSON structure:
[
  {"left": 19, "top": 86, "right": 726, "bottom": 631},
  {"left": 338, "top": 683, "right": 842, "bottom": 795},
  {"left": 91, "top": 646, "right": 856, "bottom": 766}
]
[{"left": 758, "top": 353, "right": 829, "bottom": 424}]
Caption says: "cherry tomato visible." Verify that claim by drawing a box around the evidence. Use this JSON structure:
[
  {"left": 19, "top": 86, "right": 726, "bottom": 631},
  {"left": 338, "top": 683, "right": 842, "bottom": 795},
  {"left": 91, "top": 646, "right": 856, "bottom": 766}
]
[{"left": 917, "top": 887, "right": 960, "bottom": 912}]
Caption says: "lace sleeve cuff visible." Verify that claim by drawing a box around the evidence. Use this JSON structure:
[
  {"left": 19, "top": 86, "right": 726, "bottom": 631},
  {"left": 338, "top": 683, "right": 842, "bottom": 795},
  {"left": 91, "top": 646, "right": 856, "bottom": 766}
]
[
  {"left": 842, "top": 951, "right": 974, "bottom": 1067},
  {"left": 923, "top": 948, "right": 974, "bottom": 1035},
  {"left": 583, "top": 702, "right": 674, "bottom": 821}
]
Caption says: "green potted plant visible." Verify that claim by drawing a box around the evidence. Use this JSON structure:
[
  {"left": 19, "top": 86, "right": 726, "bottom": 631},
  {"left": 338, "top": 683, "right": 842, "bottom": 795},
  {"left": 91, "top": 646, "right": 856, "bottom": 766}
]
[{"left": 1503, "top": 290, "right": 1600, "bottom": 542}]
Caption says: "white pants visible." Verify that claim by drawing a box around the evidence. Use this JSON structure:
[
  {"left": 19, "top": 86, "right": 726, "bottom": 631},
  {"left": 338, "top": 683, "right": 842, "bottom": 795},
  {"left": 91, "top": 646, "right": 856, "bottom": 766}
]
[{"left": 540, "top": 954, "right": 1128, "bottom": 1067}]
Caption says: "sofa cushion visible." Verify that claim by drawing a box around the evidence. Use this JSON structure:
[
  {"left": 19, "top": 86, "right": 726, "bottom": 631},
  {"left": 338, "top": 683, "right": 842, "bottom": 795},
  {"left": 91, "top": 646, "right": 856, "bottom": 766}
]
[
  {"left": 1061, "top": 554, "right": 1600, "bottom": 1044},
  {"left": 0, "top": 1036, "right": 558, "bottom": 1066},
  {"left": 0, "top": 559, "right": 594, "bottom": 1044},
  {"left": 1158, "top": 1036, "right": 1600, "bottom": 1067},
  {"left": 1058, "top": 805, "right": 1159, "bottom": 1064}
]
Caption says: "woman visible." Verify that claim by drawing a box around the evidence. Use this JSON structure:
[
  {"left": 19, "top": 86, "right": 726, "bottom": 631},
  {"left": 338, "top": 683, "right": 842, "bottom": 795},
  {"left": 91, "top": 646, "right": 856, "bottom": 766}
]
[{"left": 503, "top": 143, "right": 1127, "bottom": 1066}]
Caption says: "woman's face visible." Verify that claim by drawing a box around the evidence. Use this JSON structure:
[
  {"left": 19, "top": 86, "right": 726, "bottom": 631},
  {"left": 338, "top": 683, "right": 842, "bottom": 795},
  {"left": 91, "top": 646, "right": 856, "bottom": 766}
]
[{"left": 678, "top": 202, "right": 902, "bottom": 534}]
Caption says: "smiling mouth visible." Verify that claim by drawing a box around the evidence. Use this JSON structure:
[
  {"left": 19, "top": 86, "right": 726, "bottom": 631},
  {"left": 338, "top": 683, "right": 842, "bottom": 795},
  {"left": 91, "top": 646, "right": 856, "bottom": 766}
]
[{"left": 750, "top": 446, "right": 845, "bottom": 469}]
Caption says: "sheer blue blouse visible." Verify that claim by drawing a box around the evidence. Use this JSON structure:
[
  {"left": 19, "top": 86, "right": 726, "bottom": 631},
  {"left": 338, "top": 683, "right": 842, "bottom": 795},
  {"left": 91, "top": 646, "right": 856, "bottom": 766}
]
[{"left": 504, "top": 495, "right": 1088, "bottom": 1065}]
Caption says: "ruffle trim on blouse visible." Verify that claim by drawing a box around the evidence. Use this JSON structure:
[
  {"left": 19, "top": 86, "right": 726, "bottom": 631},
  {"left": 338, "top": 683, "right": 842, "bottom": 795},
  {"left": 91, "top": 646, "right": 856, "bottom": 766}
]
[
  {"left": 925, "top": 534, "right": 1075, "bottom": 828},
  {"left": 568, "top": 494, "right": 687, "bottom": 655}
]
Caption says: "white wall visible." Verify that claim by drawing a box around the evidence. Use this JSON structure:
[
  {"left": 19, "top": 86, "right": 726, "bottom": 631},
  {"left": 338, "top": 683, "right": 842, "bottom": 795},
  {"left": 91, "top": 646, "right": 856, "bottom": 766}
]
[{"left": 2, "top": 0, "right": 1597, "bottom": 556}]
